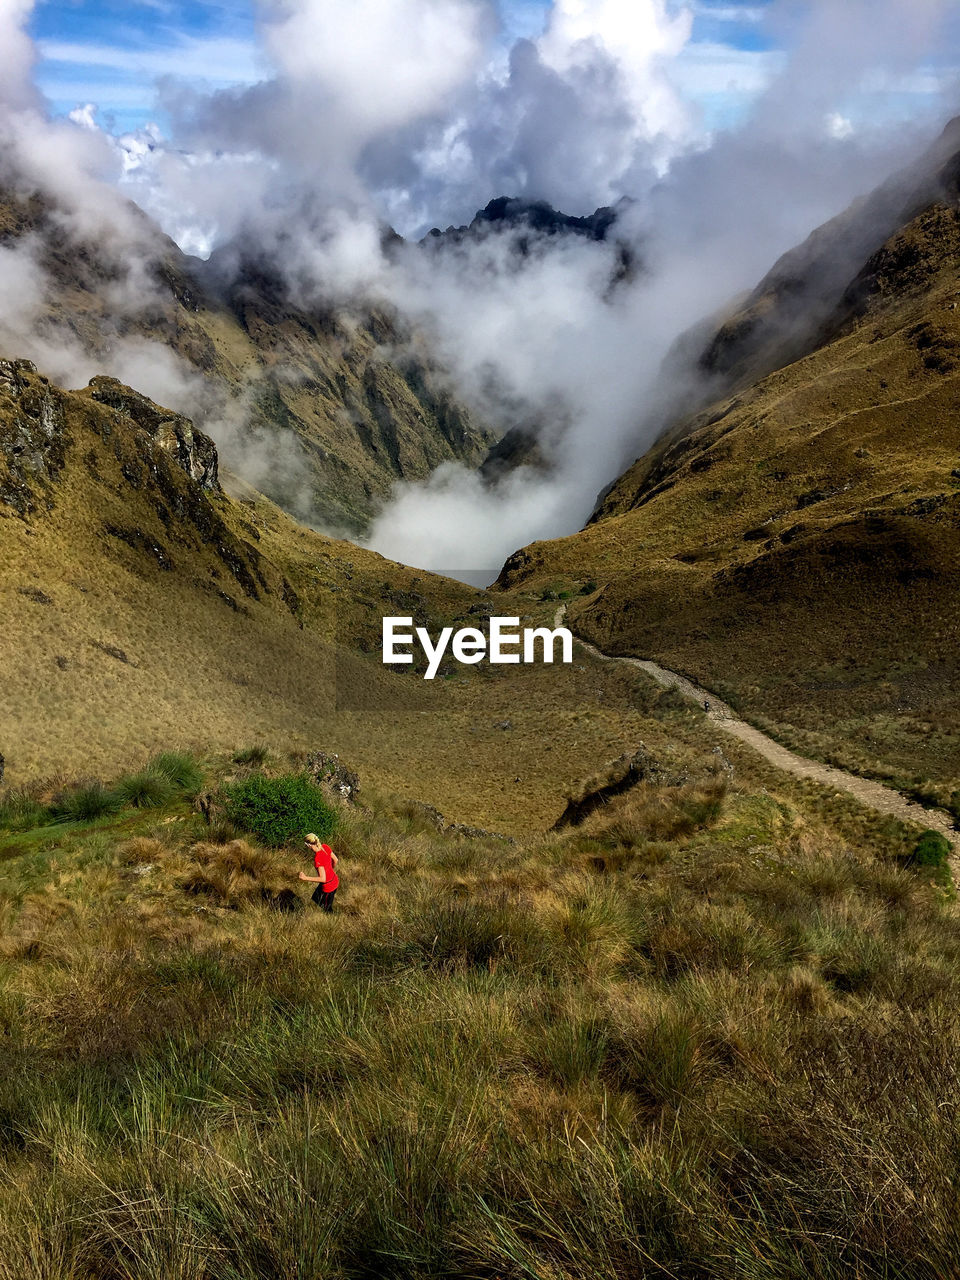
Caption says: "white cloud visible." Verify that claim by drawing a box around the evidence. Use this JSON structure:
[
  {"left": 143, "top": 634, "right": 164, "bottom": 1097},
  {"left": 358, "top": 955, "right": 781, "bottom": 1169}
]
[
  {"left": 37, "top": 35, "right": 266, "bottom": 86},
  {"left": 669, "top": 40, "right": 784, "bottom": 99},
  {"left": 0, "top": 0, "right": 40, "bottom": 109},
  {"left": 260, "top": 0, "right": 489, "bottom": 132},
  {"left": 691, "top": 3, "right": 765, "bottom": 21},
  {"left": 826, "top": 111, "right": 854, "bottom": 139},
  {"left": 538, "top": 0, "right": 695, "bottom": 152}
]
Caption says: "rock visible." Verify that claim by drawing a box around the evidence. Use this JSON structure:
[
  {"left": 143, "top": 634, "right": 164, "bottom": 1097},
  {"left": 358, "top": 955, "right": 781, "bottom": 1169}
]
[
  {"left": 18, "top": 586, "right": 53, "bottom": 605},
  {"left": 552, "top": 745, "right": 674, "bottom": 830},
  {"left": 306, "top": 751, "right": 360, "bottom": 801},
  {"left": 88, "top": 377, "right": 220, "bottom": 492},
  {"left": 0, "top": 361, "right": 68, "bottom": 516},
  {"left": 194, "top": 792, "right": 224, "bottom": 825},
  {"left": 92, "top": 640, "right": 133, "bottom": 665},
  {"left": 401, "top": 799, "right": 514, "bottom": 842},
  {"left": 405, "top": 801, "right": 446, "bottom": 831}
]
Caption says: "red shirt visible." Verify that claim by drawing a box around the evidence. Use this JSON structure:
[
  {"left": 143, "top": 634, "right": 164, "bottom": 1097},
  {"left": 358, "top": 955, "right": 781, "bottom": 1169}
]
[{"left": 314, "top": 844, "right": 339, "bottom": 892}]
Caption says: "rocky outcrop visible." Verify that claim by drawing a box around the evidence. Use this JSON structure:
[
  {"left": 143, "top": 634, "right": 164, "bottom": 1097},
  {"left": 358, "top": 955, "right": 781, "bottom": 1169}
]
[
  {"left": 306, "top": 751, "right": 360, "bottom": 801},
  {"left": 552, "top": 746, "right": 675, "bottom": 830},
  {"left": 0, "top": 360, "right": 68, "bottom": 516},
  {"left": 423, "top": 196, "right": 629, "bottom": 249},
  {"left": 88, "top": 377, "right": 220, "bottom": 492}
]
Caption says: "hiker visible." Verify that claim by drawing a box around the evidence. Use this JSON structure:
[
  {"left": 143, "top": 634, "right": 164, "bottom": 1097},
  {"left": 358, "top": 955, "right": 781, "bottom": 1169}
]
[
  {"left": 299, "top": 832, "right": 339, "bottom": 911},
  {"left": 704, "top": 700, "right": 710, "bottom": 713}
]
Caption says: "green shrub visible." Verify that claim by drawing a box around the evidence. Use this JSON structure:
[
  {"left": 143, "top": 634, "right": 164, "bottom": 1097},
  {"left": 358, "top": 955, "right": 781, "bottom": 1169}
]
[
  {"left": 233, "top": 745, "right": 269, "bottom": 767},
  {"left": 911, "top": 829, "right": 952, "bottom": 871},
  {"left": 113, "top": 771, "right": 178, "bottom": 810},
  {"left": 223, "top": 773, "right": 337, "bottom": 848},
  {"left": 148, "top": 751, "right": 204, "bottom": 795},
  {"left": 51, "top": 782, "right": 123, "bottom": 823}
]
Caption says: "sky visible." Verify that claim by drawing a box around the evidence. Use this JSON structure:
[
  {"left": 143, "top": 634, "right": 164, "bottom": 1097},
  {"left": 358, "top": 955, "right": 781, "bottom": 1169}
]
[{"left": 30, "top": 0, "right": 785, "bottom": 136}]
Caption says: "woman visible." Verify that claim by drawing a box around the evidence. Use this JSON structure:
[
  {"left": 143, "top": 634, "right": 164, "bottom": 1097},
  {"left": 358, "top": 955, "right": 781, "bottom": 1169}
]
[{"left": 299, "top": 832, "right": 340, "bottom": 911}]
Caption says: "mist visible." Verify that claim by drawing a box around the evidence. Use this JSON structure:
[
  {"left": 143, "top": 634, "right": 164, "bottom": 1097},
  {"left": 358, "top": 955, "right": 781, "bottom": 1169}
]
[{"left": 2, "top": 0, "right": 959, "bottom": 577}]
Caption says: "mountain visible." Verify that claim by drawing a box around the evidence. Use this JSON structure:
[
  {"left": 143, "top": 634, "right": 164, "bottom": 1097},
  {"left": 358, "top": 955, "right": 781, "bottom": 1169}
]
[
  {"left": 422, "top": 195, "right": 638, "bottom": 304},
  {"left": 497, "top": 120, "right": 960, "bottom": 806},
  {"left": 0, "top": 356, "right": 685, "bottom": 832},
  {"left": 422, "top": 195, "right": 630, "bottom": 248},
  {"left": 0, "top": 183, "right": 495, "bottom": 534}
]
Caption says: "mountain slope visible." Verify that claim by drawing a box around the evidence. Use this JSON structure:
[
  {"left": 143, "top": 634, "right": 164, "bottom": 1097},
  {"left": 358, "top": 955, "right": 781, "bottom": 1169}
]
[
  {"left": 0, "top": 357, "right": 701, "bottom": 832},
  {"left": 0, "top": 182, "right": 494, "bottom": 533},
  {"left": 497, "top": 129, "right": 960, "bottom": 803}
]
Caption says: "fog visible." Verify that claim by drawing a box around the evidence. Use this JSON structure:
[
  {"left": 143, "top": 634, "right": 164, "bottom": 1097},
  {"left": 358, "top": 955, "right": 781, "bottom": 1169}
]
[{"left": 1, "top": 0, "right": 959, "bottom": 576}]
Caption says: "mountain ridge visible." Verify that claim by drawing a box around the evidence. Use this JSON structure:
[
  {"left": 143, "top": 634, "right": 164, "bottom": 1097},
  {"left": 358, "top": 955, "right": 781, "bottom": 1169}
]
[{"left": 495, "top": 118, "right": 960, "bottom": 805}]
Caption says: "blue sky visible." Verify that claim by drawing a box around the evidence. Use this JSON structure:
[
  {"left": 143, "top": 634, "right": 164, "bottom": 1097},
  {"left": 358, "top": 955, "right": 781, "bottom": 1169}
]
[
  {"left": 29, "top": 0, "right": 780, "bottom": 134},
  {"left": 30, "top": 0, "right": 265, "bottom": 131}
]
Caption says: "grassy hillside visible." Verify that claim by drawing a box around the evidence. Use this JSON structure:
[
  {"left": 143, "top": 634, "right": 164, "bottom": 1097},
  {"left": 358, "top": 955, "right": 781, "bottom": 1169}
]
[
  {"left": 499, "top": 143, "right": 960, "bottom": 808},
  {"left": 0, "top": 356, "right": 723, "bottom": 834},
  {"left": 0, "top": 183, "right": 494, "bottom": 531},
  {"left": 0, "top": 737, "right": 954, "bottom": 1279}
]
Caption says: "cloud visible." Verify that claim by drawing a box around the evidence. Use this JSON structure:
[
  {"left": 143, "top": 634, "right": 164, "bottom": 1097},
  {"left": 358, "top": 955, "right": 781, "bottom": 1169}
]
[
  {"left": 0, "top": 0, "right": 41, "bottom": 110},
  {"left": 37, "top": 35, "right": 265, "bottom": 85},
  {"left": 692, "top": 3, "right": 765, "bottom": 20},
  {"left": 3, "top": 0, "right": 960, "bottom": 585}
]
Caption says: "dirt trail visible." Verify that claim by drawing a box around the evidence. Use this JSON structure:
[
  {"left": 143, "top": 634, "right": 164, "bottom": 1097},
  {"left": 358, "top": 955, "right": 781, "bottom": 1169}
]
[{"left": 555, "top": 606, "right": 960, "bottom": 855}]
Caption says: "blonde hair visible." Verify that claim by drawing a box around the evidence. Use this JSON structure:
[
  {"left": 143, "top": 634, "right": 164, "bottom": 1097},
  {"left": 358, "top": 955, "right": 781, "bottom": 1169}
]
[{"left": 305, "top": 833, "right": 321, "bottom": 847}]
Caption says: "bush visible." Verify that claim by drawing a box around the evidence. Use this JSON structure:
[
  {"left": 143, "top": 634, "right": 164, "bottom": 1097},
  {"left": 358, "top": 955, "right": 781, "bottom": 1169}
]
[
  {"left": 50, "top": 782, "right": 123, "bottom": 823},
  {"left": 113, "top": 771, "right": 178, "bottom": 810},
  {"left": 233, "top": 745, "right": 269, "bottom": 767},
  {"left": 911, "top": 829, "right": 952, "bottom": 872},
  {"left": 149, "top": 751, "right": 204, "bottom": 795},
  {"left": 223, "top": 773, "right": 337, "bottom": 848}
]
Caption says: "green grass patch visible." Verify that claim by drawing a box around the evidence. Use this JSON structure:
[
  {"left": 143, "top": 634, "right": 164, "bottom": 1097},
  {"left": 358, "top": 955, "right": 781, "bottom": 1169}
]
[
  {"left": 113, "top": 771, "right": 179, "bottom": 810},
  {"left": 148, "top": 751, "right": 204, "bottom": 795}
]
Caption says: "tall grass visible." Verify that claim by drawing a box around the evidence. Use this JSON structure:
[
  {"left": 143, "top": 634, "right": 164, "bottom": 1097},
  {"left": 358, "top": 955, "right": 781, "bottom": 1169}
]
[{"left": 0, "top": 756, "right": 957, "bottom": 1276}]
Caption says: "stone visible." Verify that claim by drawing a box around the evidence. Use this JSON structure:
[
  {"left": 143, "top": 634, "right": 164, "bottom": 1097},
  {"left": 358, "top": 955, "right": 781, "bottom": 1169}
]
[
  {"left": 88, "top": 377, "right": 221, "bottom": 492},
  {"left": 552, "top": 745, "right": 675, "bottom": 830},
  {"left": 305, "top": 751, "right": 360, "bottom": 801}
]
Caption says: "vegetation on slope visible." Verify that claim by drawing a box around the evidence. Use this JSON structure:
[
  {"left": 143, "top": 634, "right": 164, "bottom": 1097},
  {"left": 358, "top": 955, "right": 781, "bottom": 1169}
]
[
  {"left": 0, "top": 356, "right": 721, "bottom": 833},
  {"left": 499, "top": 137, "right": 960, "bottom": 805},
  {"left": 0, "top": 181, "right": 494, "bottom": 531},
  {"left": 0, "top": 743, "right": 955, "bottom": 1279}
]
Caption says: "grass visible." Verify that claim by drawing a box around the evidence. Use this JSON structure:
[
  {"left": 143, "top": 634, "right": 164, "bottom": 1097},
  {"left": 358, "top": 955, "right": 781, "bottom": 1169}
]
[
  {"left": 494, "top": 219, "right": 960, "bottom": 799},
  {"left": 148, "top": 750, "right": 205, "bottom": 795},
  {"left": 0, "top": 750, "right": 957, "bottom": 1277}
]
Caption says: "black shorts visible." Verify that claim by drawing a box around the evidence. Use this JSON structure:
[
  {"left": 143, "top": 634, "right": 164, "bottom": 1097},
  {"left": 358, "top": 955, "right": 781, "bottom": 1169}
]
[{"left": 311, "top": 884, "right": 337, "bottom": 912}]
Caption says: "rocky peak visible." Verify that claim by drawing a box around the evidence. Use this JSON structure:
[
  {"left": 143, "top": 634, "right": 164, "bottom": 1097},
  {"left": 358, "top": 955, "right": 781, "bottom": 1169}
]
[
  {"left": 424, "top": 196, "right": 630, "bottom": 246},
  {"left": 0, "top": 359, "right": 68, "bottom": 515},
  {"left": 87, "top": 377, "right": 220, "bottom": 492}
]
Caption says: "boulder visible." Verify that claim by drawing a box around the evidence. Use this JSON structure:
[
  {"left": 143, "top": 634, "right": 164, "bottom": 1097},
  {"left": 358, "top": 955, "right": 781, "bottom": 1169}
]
[
  {"left": 552, "top": 745, "right": 675, "bottom": 830},
  {"left": 306, "top": 751, "right": 360, "bottom": 801}
]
